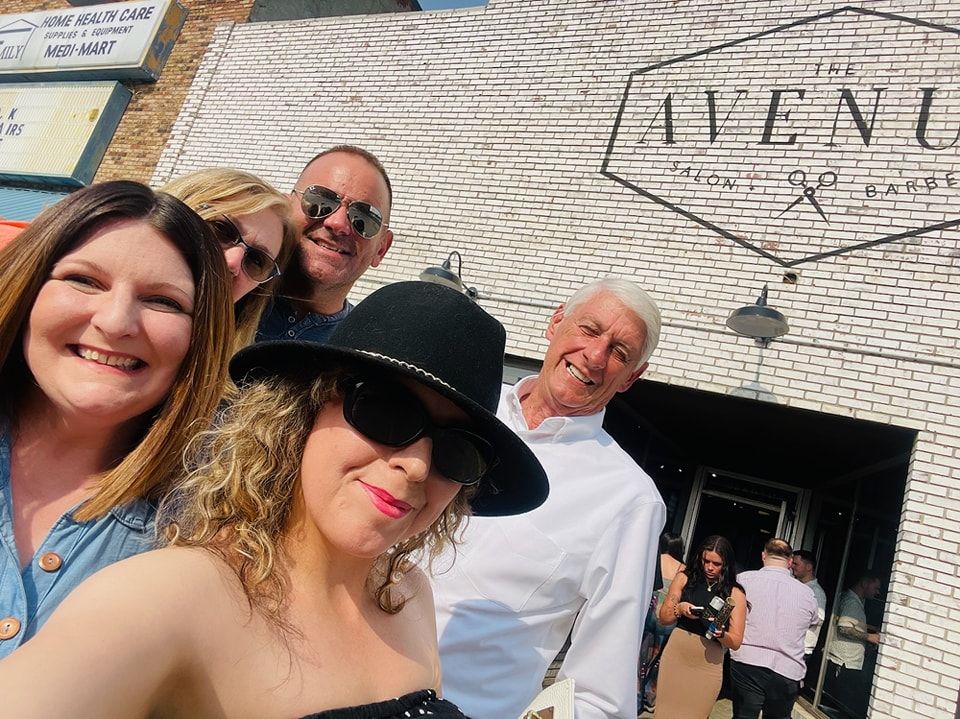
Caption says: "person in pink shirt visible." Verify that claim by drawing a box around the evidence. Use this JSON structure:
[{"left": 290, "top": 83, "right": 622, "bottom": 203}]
[{"left": 730, "top": 538, "right": 819, "bottom": 719}]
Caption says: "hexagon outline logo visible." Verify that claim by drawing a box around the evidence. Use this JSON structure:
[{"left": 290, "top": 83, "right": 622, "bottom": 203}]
[{"left": 601, "top": 6, "right": 960, "bottom": 268}]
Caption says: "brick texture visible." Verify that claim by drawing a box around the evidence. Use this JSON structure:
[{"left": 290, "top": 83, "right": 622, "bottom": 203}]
[
  {"left": 1, "top": 0, "right": 255, "bottom": 183},
  {"left": 7, "top": 0, "right": 954, "bottom": 715},
  {"left": 151, "top": 3, "right": 960, "bottom": 716}
]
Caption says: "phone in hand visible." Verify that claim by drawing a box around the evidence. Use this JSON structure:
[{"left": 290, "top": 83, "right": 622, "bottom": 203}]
[{"left": 689, "top": 605, "right": 704, "bottom": 616}]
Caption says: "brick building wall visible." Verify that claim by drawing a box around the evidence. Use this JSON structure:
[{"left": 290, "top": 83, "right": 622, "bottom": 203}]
[
  {"left": 151, "top": 1, "right": 959, "bottom": 717},
  {"left": 1, "top": 0, "right": 255, "bottom": 183}
]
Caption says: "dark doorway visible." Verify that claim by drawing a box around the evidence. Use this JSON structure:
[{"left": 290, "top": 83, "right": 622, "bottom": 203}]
[
  {"left": 602, "top": 376, "right": 916, "bottom": 719},
  {"left": 690, "top": 492, "right": 780, "bottom": 573}
]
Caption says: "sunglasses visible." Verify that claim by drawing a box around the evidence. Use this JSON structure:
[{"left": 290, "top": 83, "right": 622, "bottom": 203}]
[
  {"left": 341, "top": 379, "right": 495, "bottom": 485},
  {"left": 293, "top": 185, "right": 385, "bottom": 239},
  {"left": 207, "top": 217, "right": 281, "bottom": 284}
]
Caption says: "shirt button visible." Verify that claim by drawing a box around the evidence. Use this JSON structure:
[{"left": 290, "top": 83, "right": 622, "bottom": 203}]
[
  {"left": 39, "top": 551, "right": 63, "bottom": 572},
  {"left": 0, "top": 617, "right": 21, "bottom": 640},
  {"left": 287, "top": 330, "right": 295, "bottom": 337},
  {"left": 288, "top": 316, "right": 296, "bottom": 323}
]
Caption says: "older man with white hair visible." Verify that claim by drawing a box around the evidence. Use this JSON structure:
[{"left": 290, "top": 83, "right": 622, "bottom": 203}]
[{"left": 433, "top": 277, "right": 667, "bottom": 719}]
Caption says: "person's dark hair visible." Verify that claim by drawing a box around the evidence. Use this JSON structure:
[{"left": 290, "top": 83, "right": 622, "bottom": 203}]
[
  {"left": 793, "top": 549, "right": 816, "bottom": 570},
  {"left": 852, "top": 570, "right": 882, "bottom": 587},
  {"left": 659, "top": 531, "right": 685, "bottom": 562},
  {"left": 0, "top": 180, "right": 233, "bottom": 521},
  {"left": 763, "top": 537, "right": 793, "bottom": 558},
  {"left": 684, "top": 534, "right": 743, "bottom": 599}
]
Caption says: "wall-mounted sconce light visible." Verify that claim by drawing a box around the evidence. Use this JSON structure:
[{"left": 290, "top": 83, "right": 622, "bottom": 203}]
[
  {"left": 419, "top": 250, "right": 479, "bottom": 300},
  {"left": 726, "top": 284, "right": 789, "bottom": 347}
]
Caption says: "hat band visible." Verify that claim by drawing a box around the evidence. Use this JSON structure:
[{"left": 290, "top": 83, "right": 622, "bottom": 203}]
[{"left": 357, "top": 350, "right": 455, "bottom": 392}]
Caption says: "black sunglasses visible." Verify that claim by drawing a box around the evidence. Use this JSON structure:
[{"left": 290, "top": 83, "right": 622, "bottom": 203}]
[
  {"left": 341, "top": 379, "right": 495, "bottom": 485},
  {"left": 293, "top": 185, "right": 385, "bottom": 239},
  {"left": 207, "top": 217, "right": 281, "bottom": 284}
]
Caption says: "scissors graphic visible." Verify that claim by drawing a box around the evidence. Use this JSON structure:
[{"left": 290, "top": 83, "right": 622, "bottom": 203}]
[{"left": 775, "top": 170, "right": 837, "bottom": 224}]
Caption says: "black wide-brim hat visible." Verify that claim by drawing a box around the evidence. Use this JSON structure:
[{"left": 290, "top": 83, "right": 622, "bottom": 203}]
[{"left": 230, "top": 281, "right": 549, "bottom": 517}]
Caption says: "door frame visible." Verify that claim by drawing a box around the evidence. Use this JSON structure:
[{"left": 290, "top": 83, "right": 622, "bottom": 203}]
[{"left": 680, "top": 466, "right": 809, "bottom": 553}]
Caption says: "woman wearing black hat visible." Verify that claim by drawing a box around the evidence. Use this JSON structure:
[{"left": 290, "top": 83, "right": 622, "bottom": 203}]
[{"left": 0, "top": 281, "right": 548, "bottom": 719}]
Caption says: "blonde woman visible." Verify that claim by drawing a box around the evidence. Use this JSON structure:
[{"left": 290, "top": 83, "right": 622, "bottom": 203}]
[
  {"left": 0, "top": 181, "right": 233, "bottom": 660},
  {"left": 162, "top": 168, "right": 297, "bottom": 349},
  {"left": 0, "top": 281, "right": 548, "bottom": 718}
]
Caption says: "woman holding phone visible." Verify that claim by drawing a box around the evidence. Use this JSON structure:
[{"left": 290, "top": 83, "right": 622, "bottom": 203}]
[
  {"left": 655, "top": 534, "right": 747, "bottom": 718},
  {"left": 0, "top": 281, "right": 548, "bottom": 718}
]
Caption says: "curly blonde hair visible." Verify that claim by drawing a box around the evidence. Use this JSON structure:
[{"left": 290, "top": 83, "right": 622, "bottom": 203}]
[{"left": 159, "top": 371, "right": 474, "bottom": 625}]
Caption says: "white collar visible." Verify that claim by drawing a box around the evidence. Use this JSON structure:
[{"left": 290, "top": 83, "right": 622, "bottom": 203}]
[{"left": 504, "top": 376, "right": 606, "bottom": 442}]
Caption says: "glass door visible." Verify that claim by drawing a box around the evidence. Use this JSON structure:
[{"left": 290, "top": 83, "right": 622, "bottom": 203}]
[{"left": 682, "top": 468, "right": 805, "bottom": 572}]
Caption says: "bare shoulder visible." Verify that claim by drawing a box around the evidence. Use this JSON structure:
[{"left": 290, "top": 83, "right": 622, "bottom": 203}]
[
  {"left": 396, "top": 564, "right": 438, "bottom": 622},
  {"left": 401, "top": 564, "right": 432, "bottom": 597},
  {"left": 78, "top": 545, "right": 227, "bottom": 594},
  {"left": 62, "top": 546, "right": 239, "bottom": 628}
]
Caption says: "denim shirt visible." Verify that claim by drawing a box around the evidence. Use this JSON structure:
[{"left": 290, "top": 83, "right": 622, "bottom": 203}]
[
  {"left": 0, "top": 430, "right": 156, "bottom": 659},
  {"left": 255, "top": 297, "right": 353, "bottom": 344}
]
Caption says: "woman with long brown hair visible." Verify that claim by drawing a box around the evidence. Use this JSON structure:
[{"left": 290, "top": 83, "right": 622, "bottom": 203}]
[
  {"left": 655, "top": 534, "right": 748, "bottom": 718},
  {"left": 0, "top": 181, "right": 232, "bottom": 659}
]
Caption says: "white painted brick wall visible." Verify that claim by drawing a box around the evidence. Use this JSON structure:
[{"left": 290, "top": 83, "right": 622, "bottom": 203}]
[{"left": 153, "top": 2, "right": 960, "bottom": 715}]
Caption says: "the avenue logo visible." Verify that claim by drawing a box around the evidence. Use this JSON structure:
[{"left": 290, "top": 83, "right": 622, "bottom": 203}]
[{"left": 602, "top": 6, "right": 959, "bottom": 267}]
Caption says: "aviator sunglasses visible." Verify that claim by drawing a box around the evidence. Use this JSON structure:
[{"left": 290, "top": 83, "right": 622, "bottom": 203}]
[
  {"left": 341, "top": 379, "right": 495, "bottom": 485},
  {"left": 207, "top": 216, "right": 282, "bottom": 284},
  {"left": 293, "top": 185, "right": 385, "bottom": 239}
]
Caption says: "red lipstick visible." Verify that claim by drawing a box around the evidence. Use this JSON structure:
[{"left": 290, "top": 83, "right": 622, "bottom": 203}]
[{"left": 359, "top": 482, "right": 413, "bottom": 519}]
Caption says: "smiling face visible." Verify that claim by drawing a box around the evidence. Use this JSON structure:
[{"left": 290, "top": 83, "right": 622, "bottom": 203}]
[
  {"left": 536, "top": 290, "right": 648, "bottom": 419},
  {"left": 221, "top": 208, "right": 284, "bottom": 302},
  {"left": 292, "top": 380, "right": 464, "bottom": 560},
  {"left": 290, "top": 151, "right": 393, "bottom": 307},
  {"left": 22, "top": 218, "right": 194, "bottom": 433}
]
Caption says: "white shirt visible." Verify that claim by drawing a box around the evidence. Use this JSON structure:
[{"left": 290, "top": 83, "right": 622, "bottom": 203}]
[
  {"left": 827, "top": 589, "right": 868, "bottom": 670},
  {"left": 433, "top": 378, "right": 666, "bottom": 719},
  {"left": 803, "top": 577, "right": 827, "bottom": 655}
]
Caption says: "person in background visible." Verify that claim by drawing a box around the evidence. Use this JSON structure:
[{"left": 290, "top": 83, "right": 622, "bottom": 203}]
[
  {"left": 824, "top": 571, "right": 883, "bottom": 718},
  {"left": 656, "top": 534, "right": 747, "bottom": 719},
  {"left": 792, "top": 548, "right": 827, "bottom": 678},
  {"left": 0, "top": 281, "right": 549, "bottom": 718},
  {"left": 433, "top": 277, "right": 666, "bottom": 719},
  {"left": 730, "top": 538, "right": 818, "bottom": 719},
  {"left": 257, "top": 145, "right": 394, "bottom": 343},
  {"left": 161, "top": 168, "right": 297, "bottom": 349},
  {"left": 640, "top": 531, "right": 686, "bottom": 709},
  {"left": 0, "top": 181, "right": 232, "bottom": 659}
]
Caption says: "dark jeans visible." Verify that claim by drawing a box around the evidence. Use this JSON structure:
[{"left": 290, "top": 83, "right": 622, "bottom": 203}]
[
  {"left": 824, "top": 660, "right": 871, "bottom": 718},
  {"left": 730, "top": 660, "right": 800, "bottom": 719}
]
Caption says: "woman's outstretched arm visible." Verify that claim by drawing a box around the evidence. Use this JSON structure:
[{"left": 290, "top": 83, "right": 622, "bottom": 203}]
[{"left": 0, "top": 549, "right": 197, "bottom": 718}]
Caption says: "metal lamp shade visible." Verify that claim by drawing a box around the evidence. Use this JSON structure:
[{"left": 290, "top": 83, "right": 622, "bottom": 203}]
[
  {"left": 419, "top": 263, "right": 464, "bottom": 292},
  {"left": 725, "top": 303, "right": 789, "bottom": 339}
]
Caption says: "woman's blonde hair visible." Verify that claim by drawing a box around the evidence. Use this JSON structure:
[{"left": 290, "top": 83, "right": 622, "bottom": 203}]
[
  {"left": 162, "top": 168, "right": 297, "bottom": 350},
  {"left": 0, "top": 181, "right": 234, "bottom": 521},
  {"left": 160, "top": 372, "right": 474, "bottom": 624}
]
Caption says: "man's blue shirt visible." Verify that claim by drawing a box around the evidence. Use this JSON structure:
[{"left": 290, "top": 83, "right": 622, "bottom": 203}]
[{"left": 255, "top": 297, "right": 353, "bottom": 343}]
